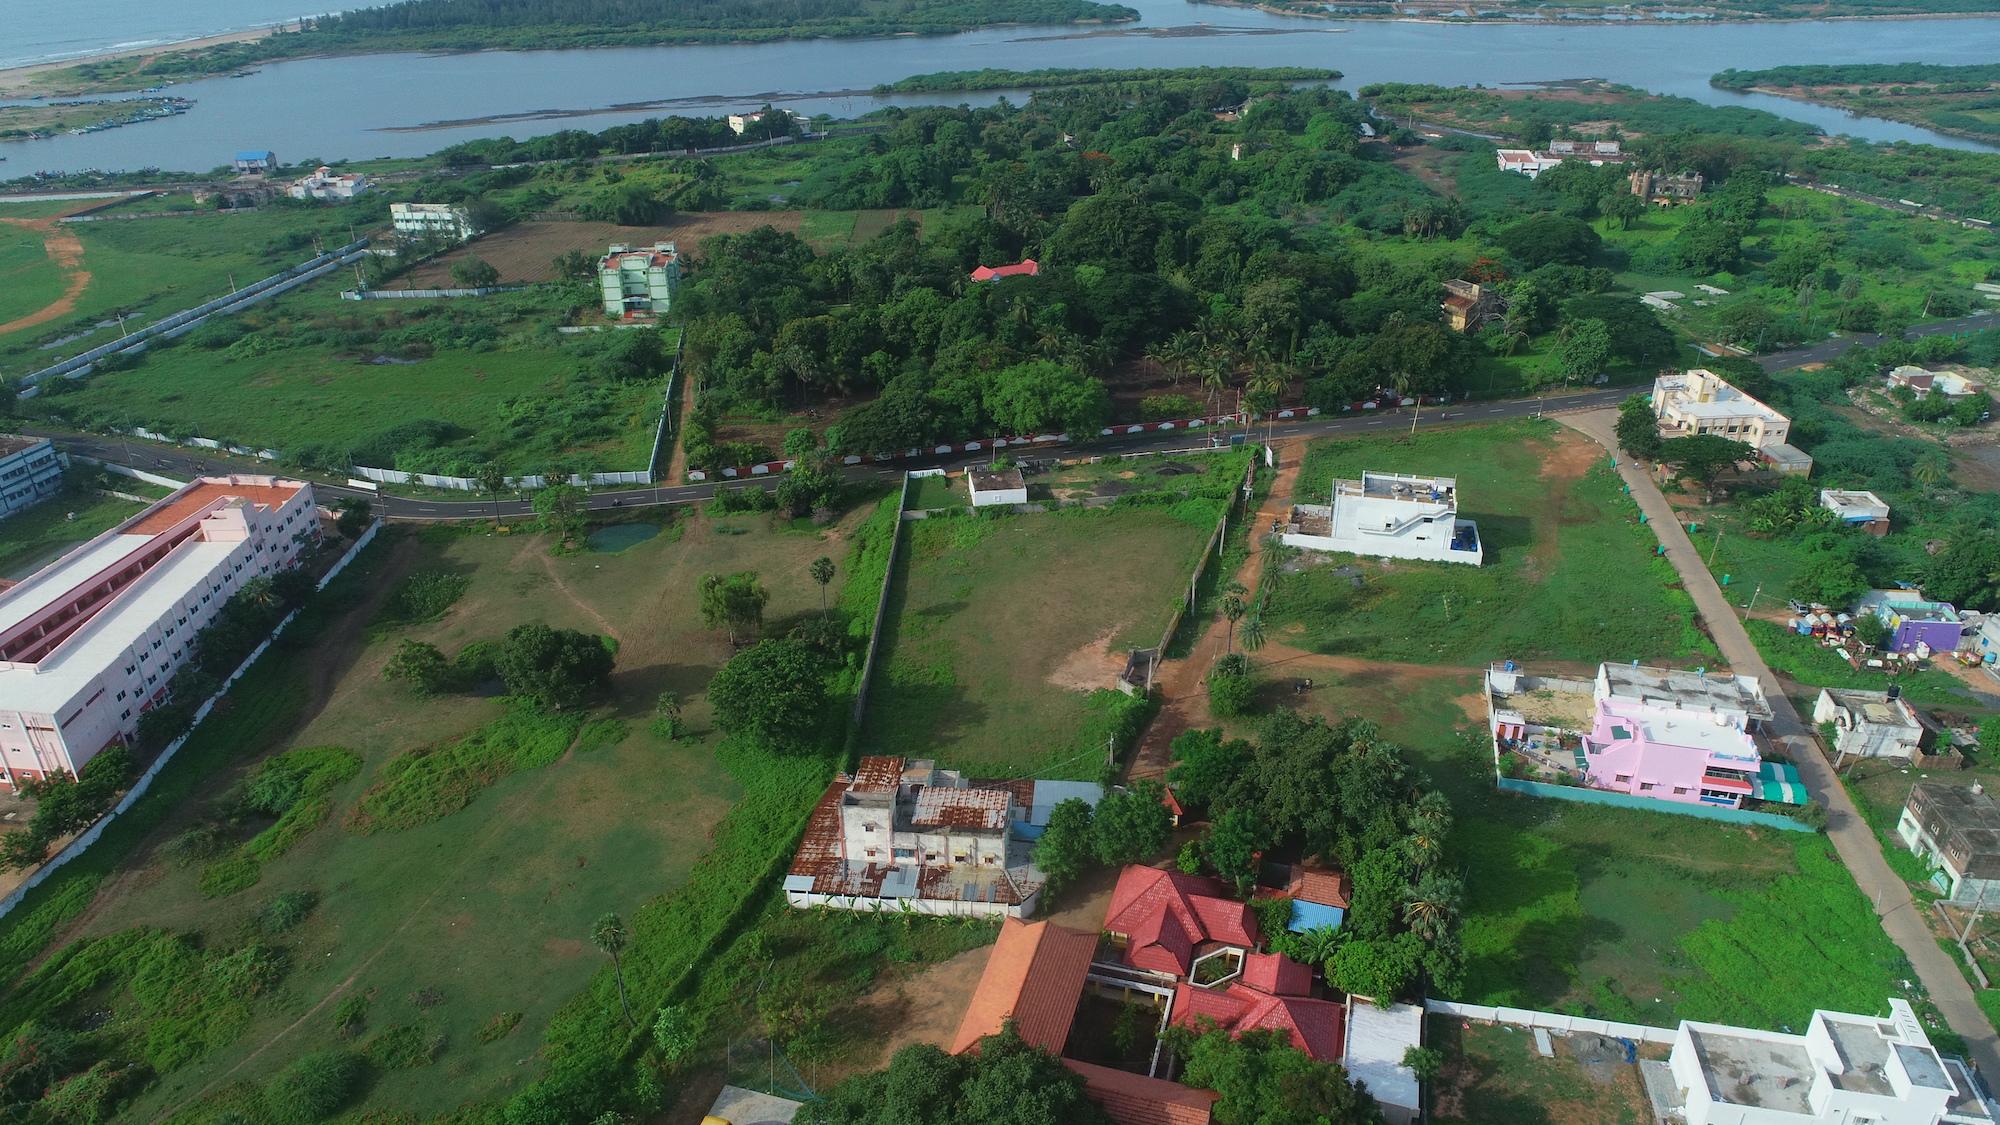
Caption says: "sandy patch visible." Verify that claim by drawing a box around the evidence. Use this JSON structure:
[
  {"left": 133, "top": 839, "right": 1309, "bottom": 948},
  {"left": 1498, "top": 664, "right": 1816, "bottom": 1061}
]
[
  {"left": 1047, "top": 626, "right": 1126, "bottom": 693},
  {"left": 817, "top": 944, "right": 993, "bottom": 1086},
  {"left": 0, "top": 216, "right": 91, "bottom": 336}
]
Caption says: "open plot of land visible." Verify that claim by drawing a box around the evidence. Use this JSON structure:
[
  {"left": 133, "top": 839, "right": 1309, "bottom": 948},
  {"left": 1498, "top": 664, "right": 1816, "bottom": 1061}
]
[
  {"left": 861, "top": 507, "right": 1215, "bottom": 777},
  {"left": 0, "top": 208, "right": 361, "bottom": 376},
  {"left": 1430, "top": 1018, "right": 1660, "bottom": 1125},
  {"left": 1264, "top": 421, "right": 1713, "bottom": 667},
  {"left": 20, "top": 508, "right": 868, "bottom": 1119},
  {"left": 29, "top": 289, "right": 672, "bottom": 475},
  {"left": 0, "top": 219, "right": 76, "bottom": 331},
  {"left": 1240, "top": 662, "right": 1908, "bottom": 1030}
]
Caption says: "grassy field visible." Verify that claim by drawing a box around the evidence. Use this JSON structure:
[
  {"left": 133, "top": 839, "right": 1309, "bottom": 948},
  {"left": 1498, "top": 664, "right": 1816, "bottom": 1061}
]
[
  {"left": 1431, "top": 1019, "right": 1659, "bottom": 1125},
  {"left": 1263, "top": 421, "right": 1714, "bottom": 668},
  {"left": 0, "top": 208, "right": 361, "bottom": 376},
  {"left": 0, "top": 222, "right": 71, "bottom": 328},
  {"left": 0, "top": 478, "right": 143, "bottom": 580},
  {"left": 28, "top": 289, "right": 673, "bottom": 475},
  {"left": 861, "top": 506, "right": 1214, "bottom": 777},
  {"left": 1254, "top": 664, "right": 1910, "bottom": 1031},
  {"left": 6, "top": 505, "right": 872, "bottom": 1120}
]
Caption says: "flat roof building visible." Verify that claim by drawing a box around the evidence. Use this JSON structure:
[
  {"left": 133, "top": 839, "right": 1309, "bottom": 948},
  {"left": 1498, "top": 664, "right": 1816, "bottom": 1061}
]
[
  {"left": 390, "top": 202, "right": 477, "bottom": 244},
  {"left": 968, "top": 467, "right": 1027, "bottom": 508},
  {"left": 1665, "top": 998, "right": 1991, "bottom": 1124},
  {"left": 598, "top": 243, "right": 679, "bottom": 320},
  {"left": 1858, "top": 589, "right": 1966, "bottom": 656},
  {"left": 1815, "top": 687, "right": 1941, "bottom": 763},
  {"left": 0, "top": 477, "right": 316, "bottom": 789},
  {"left": 1900, "top": 782, "right": 2000, "bottom": 905},
  {"left": 0, "top": 435, "right": 64, "bottom": 520},
  {"left": 1821, "top": 489, "right": 1890, "bottom": 535},
  {"left": 287, "top": 165, "right": 370, "bottom": 201},
  {"left": 1282, "top": 470, "right": 1481, "bottom": 565},
  {"left": 1653, "top": 369, "right": 1793, "bottom": 449}
]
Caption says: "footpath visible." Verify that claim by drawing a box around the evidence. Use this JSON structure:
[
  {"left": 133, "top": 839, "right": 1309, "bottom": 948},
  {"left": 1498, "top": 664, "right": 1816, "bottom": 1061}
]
[
  {"left": 1561, "top": 408, "right": 2000, "bottom": 1080},
  {"left": 1126, "top": 443, "right": 1301, "bottom": 782}
]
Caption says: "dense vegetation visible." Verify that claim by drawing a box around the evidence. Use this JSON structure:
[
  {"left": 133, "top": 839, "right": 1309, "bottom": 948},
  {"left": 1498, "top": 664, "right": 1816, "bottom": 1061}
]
[
  {"left": 1714, "top": 63, "right": 2000, "bottom": 142},
  {"left": 874, "top": 66, "right": 1340, "bottom": 94}
]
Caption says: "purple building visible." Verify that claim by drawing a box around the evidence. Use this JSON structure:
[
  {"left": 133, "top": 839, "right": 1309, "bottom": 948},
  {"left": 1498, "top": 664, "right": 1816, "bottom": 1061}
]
[{"left": 1859, "top": 589, "right": 1966, "bottom": 655}]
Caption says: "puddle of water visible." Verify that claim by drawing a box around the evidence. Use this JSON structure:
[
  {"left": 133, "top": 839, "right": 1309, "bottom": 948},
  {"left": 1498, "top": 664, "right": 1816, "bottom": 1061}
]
[{"left": 585, "top": 523, "right": 660, "bottom": 553}]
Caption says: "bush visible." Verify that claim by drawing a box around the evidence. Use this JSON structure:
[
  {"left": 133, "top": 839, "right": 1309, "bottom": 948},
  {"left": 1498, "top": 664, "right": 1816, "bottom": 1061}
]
[
  {"left": 364, "top": 1024, "right": 443, "bottom": 1069},
  {"left": 1206, "top": 654, "right": 1255, "bottom": 718},
  {"left": 256, "top": 889, "right": 319, "bottom": 935},
  {"left": 265, "top": 1050, "right": 365, "bottom": 1125},
  {"left": 386, "top": 570, "right": 470, "bottom": 624},
  {"left": 476, "top": 1011, "right": 524, "bottom": 1043},
  {"left": 333, "top": 994, "right": 370, "bottom": 1039}
]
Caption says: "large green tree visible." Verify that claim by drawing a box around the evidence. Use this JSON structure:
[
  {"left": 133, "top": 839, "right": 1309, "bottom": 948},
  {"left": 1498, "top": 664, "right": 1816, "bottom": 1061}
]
[
  {"left": 494, "top": 624, "right": 614, "bottom": 711},
  {"left": 706, "top": 637, "right": 830, "bottom": 752},
  {"left": 798, "top": 1030, "right": 1112, "bottom": 1125}
]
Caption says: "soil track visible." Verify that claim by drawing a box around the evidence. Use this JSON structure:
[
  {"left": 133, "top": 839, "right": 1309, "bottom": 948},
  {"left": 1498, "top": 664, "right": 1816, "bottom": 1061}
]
[
  {"left": 403, "top": 213, "right": 810, "bottom": 287},
  {"left": 0, "top": 209, "right": 93, "bottom": 335}
]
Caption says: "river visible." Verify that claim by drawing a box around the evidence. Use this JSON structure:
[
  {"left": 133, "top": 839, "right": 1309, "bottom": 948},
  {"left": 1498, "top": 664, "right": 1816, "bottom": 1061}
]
[{"left": 3, "top": 0, "right": 1998, "bottom": 173}]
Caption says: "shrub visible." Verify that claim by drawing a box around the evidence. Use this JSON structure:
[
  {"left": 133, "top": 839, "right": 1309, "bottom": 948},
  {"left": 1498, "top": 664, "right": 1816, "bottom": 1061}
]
[
  {"left": 347, "top": 709, "right": 580, "bottom": 834},
  {"left": 386, "top": 570, "right": 470, "bottom": 624},
  {"left": 1207, "top": 655, "right": 1255, "bottom": 718},
  {"left": 256, "top": 889, "right": 319, "bottom": 935},
  {"left": 364, "top": 1024, "right": 443, "bottom": 1070},
  {"left": 332, "top": 994, "right": 370, "bottom": 1039},
  {"left": 476, "top": 1011, "right": 523, "bottom": 1043},
  {"left": 265, "top": 1050, "right": 365, "bottom": 1125}
]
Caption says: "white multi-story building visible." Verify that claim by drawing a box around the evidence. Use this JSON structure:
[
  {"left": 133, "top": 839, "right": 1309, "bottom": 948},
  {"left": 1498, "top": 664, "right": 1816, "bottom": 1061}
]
[
  {"left": 1653, "top": 369, "right": 1813, "bottom": 474},
  {"left": 390, "top": 202, "right": 478, "bottom": 244},
  {"left": 1662, "top": 998, "right": 1992, "bottom": 1125},
  {"left": 1282, "top": 470, "right": 1481, "bottom": 565},
  {"left": 784, "top": 756, "right": 1102, "bottom": 918},
  {"left": 0, "top": 477, "right": 317, "bottom": 788},
  {"left": 0, "top": 435, "right": 64, "bottom": 519},
  {"left": 287, "top": 166, "right": 370, "bottom": 201},
  {"left": 598, "top": 243, "right": 680, "bottom": 319}
]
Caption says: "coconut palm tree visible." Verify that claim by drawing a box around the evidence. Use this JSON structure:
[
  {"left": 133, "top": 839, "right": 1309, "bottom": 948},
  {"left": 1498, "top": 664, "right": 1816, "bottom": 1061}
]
[
  {"left": 1914, "top": 454, "right": 1949, "bottom": 490},
  {"left": 1239, "top": 614, "right": 1266, "bottom": 654},
  {"left": 809, "top": 556, "right": 835, "bottom": 616},
  {"left": 1295, "top": 924, "right": 1344, "bottom": 970},
  {"left": 1403, "top": 873, "right": 1464, "bottom": 944},
  {"left": 1221, "top": 595, "right": 1246, "bottom": 654},
  {"left": 591, "top": 912, "right": 635, "bottom": 1028}
]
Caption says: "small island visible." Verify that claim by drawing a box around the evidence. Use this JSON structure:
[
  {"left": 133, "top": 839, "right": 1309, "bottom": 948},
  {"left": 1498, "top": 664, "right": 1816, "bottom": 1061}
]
[
  {"left": 1713, "top": 63, "right": 2000, "bottom": 144},
  {"left": 0, "top": 96, "right": 191, "bottom": 142}
]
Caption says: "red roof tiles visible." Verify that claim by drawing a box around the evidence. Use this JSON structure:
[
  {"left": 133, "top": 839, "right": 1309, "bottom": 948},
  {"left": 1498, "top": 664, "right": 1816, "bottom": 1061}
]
[
  {"left": 1240, "top": 952, "right": 1312, "bottom": 997},
  {"left": 970, "top": 258, "right": 1040, "bottom": 282},
  {"left": 1169, "top": 982, "right": 1347, "bottom": 1062},
  {"left": 1105, "top": 868, "right": 1256, "bottom": 977},
  {"left": 950, "top": 918, "right": 1097, "bottom": 1055},
  {"left": 1063, "top": 1060, "right": 1217, "bottom": 1125},
  {"left": 1284, "top": 864, "right": 1352, "bottom": 909}
]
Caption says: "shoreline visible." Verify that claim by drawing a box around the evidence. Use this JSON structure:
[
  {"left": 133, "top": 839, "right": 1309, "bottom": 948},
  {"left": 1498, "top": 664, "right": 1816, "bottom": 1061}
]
[
  {"left": 1194, "top": 0, "right": 2000, "bottom": 25},
  {"left": 0, "top": 25, "right": 291, "bottom": 98},
  {"left": 1739, "top": 83, "right": 2000, "bottom": 145}
]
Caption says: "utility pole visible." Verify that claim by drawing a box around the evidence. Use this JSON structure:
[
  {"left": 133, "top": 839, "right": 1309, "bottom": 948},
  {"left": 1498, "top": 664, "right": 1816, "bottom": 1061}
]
[
  {"left": 1708, "top": 525, "right": 1725, "bottom": 567},
  {"left": 1743, "top": 582, "right": 1763, "bottom": 618},
  {"left": 1409, "top": 396, "right": 1421, "bottom": 436}
]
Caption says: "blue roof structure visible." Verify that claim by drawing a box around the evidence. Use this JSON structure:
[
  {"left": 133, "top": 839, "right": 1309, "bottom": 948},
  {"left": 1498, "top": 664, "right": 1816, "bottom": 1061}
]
[{"left": 1288, "top": 900, "right": 1345, "bottom": 934}]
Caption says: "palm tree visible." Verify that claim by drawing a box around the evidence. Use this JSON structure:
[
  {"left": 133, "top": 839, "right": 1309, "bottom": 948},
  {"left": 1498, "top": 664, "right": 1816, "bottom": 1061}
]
[
  {"left": 1239, "top": 614, "right": 1266, "bottom": 654},
  {"left": 1198, "top": 348, "right": 1234, "bottom": 418},
  {"left": 1221, "top": 595, "right": 1246, "bottom": 654},
  {"left": 1295, "top": 924, "right": 1344, "bottom": 970},
  {"left": 591, "top": 912, "right": 635, "bottom": 1028},
  {"left": 809, "top": 556, "right": 835, "bottom": 616},
  {"left": 1914, "top": 454, "right": 1949, "bottom": 490},
  {"left": 1403, "top": 873, "right": 1464, "bottom": 943},
  {"left": 239, "top": 576, "right": 278, "bottom": 612}
]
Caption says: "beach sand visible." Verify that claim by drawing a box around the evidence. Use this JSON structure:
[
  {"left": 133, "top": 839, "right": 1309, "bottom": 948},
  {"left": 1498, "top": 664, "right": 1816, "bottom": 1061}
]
[{"left": 0, "top": 24, "right": 290, "bottom": 97}]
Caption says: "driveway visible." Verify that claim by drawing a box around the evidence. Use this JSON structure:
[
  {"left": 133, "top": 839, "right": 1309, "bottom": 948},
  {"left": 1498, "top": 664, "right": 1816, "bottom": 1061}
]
[{"left": 1560, "top": 408, "right": 2000, "bottom": 1080}]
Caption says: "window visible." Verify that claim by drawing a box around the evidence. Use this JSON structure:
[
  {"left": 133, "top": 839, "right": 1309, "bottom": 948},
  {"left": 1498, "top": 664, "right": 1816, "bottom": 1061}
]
[
  {"left": 1638, "top": 782, "right": 1656, "bottom": 792},
  {"left": 864, "top": 848, "right": 876, "bottom": 858},
  {"left": 952, "top": 854, "right": 967, "bottom": 864},
  {"left": 1614, "top": 773, "right": 1633, "bottom": 783},
  {"left": 115, "top": 690, "right": 126, "bottom": 701},
  {"left": 121, "top": 710, "right": 131, "bottom": 721},
  {"left": 1673, "top": 786, "right": 1690, "bottom": 795}
]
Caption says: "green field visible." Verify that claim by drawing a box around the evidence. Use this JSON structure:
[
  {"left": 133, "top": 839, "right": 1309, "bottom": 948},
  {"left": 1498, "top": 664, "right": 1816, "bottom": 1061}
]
[
  {"left": 0, "top": 209, "right": 362, "bottom": 375},
  {"left": 1431, "top": 1019, "right": 1657, "bottom": 1125},
  {"left": 29, "top": 290, "right": 674, "bottom": 475},
  {"left": 861, "top": 506, "right": 1214, "bottom": 776},
  {"left": 0, "top": 222, "right": 70, "bottom": 328},
  {"left": 1260, "top": 668, "right": 1912, "bottom": 1031},
  {"left": 0, "top": 505, "right": 872, "bottom": 1120},
  {"left": 1264, "top": 421, "right": 1714, "bottom": 667}
]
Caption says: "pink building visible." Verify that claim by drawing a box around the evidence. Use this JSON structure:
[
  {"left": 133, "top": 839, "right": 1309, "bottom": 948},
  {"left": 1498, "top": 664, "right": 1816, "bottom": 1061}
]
[
  {"left": 1489, "top": 663, "right": 1785, "bottom": 810},
  {"left": 0, "top": 477, "right": 317, "bottom": 788}
]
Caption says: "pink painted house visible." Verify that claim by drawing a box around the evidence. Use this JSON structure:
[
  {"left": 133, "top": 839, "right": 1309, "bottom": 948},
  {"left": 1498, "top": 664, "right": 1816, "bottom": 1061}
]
[
  {"left": 1488, "top": 663, "right": 1792, "bottom": 810},
  {"left": 1581, "top": 664, "right": 1773, "bottom": 807}
]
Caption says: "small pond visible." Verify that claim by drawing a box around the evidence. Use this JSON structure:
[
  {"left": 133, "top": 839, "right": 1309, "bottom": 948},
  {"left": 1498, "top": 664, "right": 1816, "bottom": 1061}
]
[{"left": 585, "top": 523, "right": 660, "bottom": 553}]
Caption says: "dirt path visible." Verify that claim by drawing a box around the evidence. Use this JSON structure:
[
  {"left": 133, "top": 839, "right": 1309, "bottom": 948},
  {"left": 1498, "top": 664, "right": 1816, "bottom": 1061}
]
[
  {"left": 1126, "top": 444, "right": 1300, "bottom": 782},
  {"left": 0, "top": 216, "right": 92, "bottom": 336},
  {"left": 533, "top": 542, "right": 625, "bottom": 643},
  {"left": 665, "top": 372, "right": 698, "bottom": 484}
]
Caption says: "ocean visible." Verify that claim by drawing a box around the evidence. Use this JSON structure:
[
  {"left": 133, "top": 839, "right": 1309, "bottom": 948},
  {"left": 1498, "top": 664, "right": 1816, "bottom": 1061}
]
[{"left": 0, "top": 0, "right": 378, "bottom": 70}]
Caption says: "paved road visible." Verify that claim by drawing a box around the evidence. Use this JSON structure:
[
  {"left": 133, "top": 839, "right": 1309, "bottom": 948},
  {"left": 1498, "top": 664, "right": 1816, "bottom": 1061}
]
[
  {"left": 1562, "top": 408, "right": 2000, "bottom": 1082},
  {"left": 27, "top": 388, "right": 1625, "bottom": 521},
  {"left": 1757, "top": 311, "right": 1999, "bottom": 372}
]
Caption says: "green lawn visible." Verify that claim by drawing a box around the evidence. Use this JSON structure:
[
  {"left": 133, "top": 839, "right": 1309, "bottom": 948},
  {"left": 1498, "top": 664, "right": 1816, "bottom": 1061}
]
[
  {"left": 861, "top": 506, "right": 1213, "bottom": 777},
  {"left": 0, "top": 223, "right": 70, "bottom": 328},
  {"left": 1264, "top": 668, "right": 1909, "bottom": 1030},
  {"left": 0, "top": 209, "right": 364, "bottom": 375},
  {"left": 9, "top": 506, "right": 872, "bottom": 1120},
  {"left": 29, "top": 289, "right": 668, "bottom": 475},
  {"left": 904, "top": 472, "right": 963, "bottom": 511},
  {"left": 1263, "top": 421, "right": 1714, "bottom": 667},
  {"left": 0, "top": 478, "right": 143, "bottom": 580}
]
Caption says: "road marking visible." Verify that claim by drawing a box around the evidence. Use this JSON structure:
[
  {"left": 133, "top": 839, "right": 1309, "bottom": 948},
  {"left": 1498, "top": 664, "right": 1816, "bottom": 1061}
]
[{"left": 1486, "top": 407, "right": 1504, "bottom": 413}]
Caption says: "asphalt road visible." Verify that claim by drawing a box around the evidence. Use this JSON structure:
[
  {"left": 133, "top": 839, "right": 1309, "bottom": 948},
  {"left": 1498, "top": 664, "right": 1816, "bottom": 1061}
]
[
  {"left": 28, "top": 388, "right": 1627, "bottom": 521},
  {"left": 1757, "top": 311, "right": 1999, "bottom": 372}
]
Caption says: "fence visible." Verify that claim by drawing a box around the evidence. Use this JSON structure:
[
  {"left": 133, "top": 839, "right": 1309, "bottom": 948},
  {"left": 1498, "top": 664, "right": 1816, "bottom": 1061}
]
[
  {"left": 1495, "top": 777, "right": 1815, "bottom": 831},
  {"left": 345, "top": 464, "right": 652, "bottom": 491},
  {"left": 1424, "top": 999, "right": 1676, "bottom": 1046},
  {"left": 0, "top": 520, "right": 383, "bottom": 922},
  {"left": 646, "top": 331, "right": 688, "bottom": 482},
  {"left": 125, "top": 427, "right": 277, "bottom": 462},
  {"left": 1154, "top": 455, "right": 1259, "bottom": 656},
  {"left": 18, "top": 239, "right": 370, "bottom": 389},
  {"left": 75, "top": 458, "right": 186, "bottom": 490},
  {"left": 849, "top": 474, "right": 911, "bottom": 728},
  {"left": 340, "top": 285, "right": 524, "bottom": 300}
]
